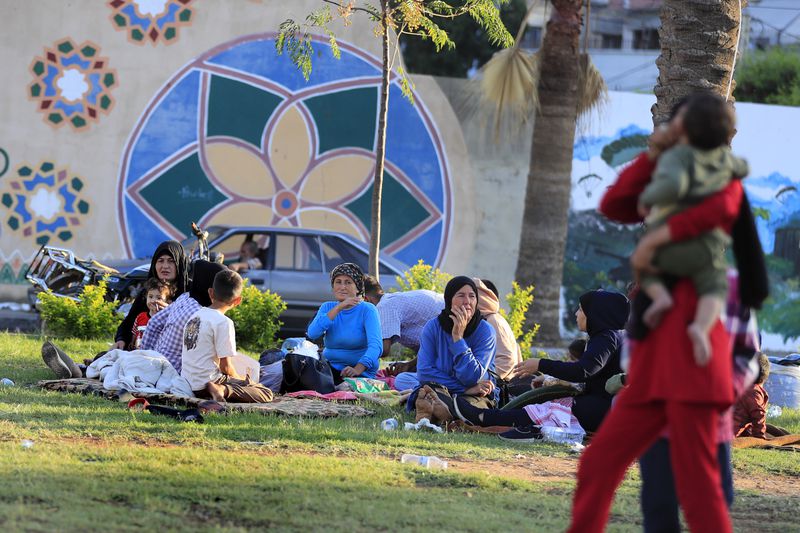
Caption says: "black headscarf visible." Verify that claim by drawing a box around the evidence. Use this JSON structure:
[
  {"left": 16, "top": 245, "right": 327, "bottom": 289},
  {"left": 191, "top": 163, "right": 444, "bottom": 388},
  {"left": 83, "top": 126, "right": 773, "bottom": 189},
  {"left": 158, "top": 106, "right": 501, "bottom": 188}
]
[
  {"left": 189, "top": 260, "right": 227, "bottom": 307},
  {"left": 579, "top": 289, "right": 630, "bottom": 337},
  {"left": 330, "top": 263, "right": 365, "bottom": 296},
  {"left": 438, "top": 276, "right": 483, "bottom": 338},
  {"left": 149, "top": 240, "right": 189, "bottom": 296}
]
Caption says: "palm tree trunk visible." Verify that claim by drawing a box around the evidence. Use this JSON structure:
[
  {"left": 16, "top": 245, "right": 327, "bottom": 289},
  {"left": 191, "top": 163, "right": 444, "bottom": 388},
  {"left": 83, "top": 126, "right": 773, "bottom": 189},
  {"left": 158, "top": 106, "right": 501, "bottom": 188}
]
[
  {"left": 515, "top": 0, "right": 584, "bottom": 344},
  {"left": 652, "top": 0, "right": 745, "bottom": 124},
  {"left": 369, "top": 0, "right": 390, "bottom": 280}
]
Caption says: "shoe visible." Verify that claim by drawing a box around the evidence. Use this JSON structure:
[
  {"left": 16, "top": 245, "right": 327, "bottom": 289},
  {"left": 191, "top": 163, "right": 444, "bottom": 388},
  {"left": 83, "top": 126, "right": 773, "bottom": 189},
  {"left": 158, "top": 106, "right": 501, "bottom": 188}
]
[
  {"left": 498, "top": 425, "right": 544, "bottom": 443},
  {"left": 453, "top": 395, "right": 484, "bottom": 426},
  {"left": 42, "top": 341, "right": 73, "bottom": 379}
]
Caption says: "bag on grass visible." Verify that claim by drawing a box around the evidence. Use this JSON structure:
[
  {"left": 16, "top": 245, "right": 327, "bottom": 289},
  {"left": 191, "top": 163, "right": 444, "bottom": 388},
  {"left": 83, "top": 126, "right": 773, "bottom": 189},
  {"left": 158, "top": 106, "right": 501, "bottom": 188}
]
[{"left": 281, "top": 353, "right": 335, "bottom": 394}]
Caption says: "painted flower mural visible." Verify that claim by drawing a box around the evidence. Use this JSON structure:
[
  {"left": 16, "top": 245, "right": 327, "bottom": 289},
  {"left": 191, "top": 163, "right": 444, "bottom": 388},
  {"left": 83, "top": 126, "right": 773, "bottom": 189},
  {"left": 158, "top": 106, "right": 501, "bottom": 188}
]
[
  {"left": 108, "top": 0, "right": 194, "bottom": 45},
  {"left": 28, "top": 39, "right": 117, "bottom": 130},
  {"left": 118, "top": 34, "right": 452, "bottom": 266},
  {"left": 1, "top": 162, "right": 90, "bottom": 245}
]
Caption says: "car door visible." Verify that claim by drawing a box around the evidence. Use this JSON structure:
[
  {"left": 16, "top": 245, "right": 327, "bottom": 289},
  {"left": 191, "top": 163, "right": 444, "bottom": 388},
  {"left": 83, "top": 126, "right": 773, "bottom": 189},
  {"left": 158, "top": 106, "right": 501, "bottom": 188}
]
[{"left": 268, "top": 233, "right": 328, "bottom": 332}]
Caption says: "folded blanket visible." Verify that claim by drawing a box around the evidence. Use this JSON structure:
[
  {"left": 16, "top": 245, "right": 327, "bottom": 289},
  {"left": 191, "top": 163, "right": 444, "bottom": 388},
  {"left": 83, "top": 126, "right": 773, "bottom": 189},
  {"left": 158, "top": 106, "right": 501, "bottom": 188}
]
[{"left": 86, "top": 349, "right": 194, "bottom": 397}]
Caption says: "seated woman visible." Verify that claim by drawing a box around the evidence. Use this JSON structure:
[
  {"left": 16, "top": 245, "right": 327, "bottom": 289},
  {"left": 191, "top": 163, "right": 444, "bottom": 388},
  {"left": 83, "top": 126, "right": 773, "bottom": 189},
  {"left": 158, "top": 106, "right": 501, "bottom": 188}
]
[
  {"left": 114, "top": 240, "right": 189, "bottom": 350},
  {"left": 406, "top": 276, "right": 497, "bottom": 422},
  {"left": 453, "top": 289, "right": 629, "bottom": 440},
  {"left": 306, "top": 263, "right": 381, "bottom": 381}
]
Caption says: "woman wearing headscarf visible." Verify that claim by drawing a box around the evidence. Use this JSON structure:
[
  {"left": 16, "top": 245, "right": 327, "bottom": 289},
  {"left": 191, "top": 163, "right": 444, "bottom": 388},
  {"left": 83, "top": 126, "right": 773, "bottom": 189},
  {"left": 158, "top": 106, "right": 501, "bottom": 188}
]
[
  {"left": 306, "top": 263, "right": 382, "bottom": 380},
  {"left": 406, "top": 276, "right": 497, "bottom": 419},
  {"left": 453, "top": 289, "right": 629, "bottom": 439},
  {"left": 113, "top": 240, "right": 189, "bottom": 350}
]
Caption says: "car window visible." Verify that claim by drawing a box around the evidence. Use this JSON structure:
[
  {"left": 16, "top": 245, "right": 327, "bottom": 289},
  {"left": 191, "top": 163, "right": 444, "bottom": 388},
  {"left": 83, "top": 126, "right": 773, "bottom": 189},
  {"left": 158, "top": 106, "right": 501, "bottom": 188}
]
[
  {"left": 321, "top": 236, "right": 394, "bottom": 276},
  {"left": 209, "top": 233, "right": 248, "bottom": 262},
  {"left": 274, "top": 234, "right": 322, "bottom": 272}
]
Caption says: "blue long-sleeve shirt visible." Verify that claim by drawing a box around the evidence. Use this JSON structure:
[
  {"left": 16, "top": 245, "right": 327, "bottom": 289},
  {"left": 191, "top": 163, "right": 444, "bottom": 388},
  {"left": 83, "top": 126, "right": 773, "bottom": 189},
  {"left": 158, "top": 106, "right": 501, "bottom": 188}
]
[
  {"left": 307, "top": 301, "right": 382, "bottom": 378},
  {"left": 416, "top": 318, "right": 496, "bottom": 395}
]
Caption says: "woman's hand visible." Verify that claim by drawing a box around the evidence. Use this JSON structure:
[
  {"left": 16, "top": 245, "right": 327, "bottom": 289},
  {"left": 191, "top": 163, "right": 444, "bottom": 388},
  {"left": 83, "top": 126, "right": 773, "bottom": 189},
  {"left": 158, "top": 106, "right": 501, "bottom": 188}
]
[
  {"left": 113, "top": 340, "right": 126, "bottom": 350},
  {"left": 510, "top": 358, "right": 540, "bottom": 379},
  {"left": 450, "top": 305, "right": 470, "bottom": 342},
  {"left": 327, "top": 297, "right": 362, "bottom": 320},
  {"left": 464, "top": 380, "right": 495, "bottom": 397},
  {"left": 340, "top": 363, "right": 366, "bottom": 378}
]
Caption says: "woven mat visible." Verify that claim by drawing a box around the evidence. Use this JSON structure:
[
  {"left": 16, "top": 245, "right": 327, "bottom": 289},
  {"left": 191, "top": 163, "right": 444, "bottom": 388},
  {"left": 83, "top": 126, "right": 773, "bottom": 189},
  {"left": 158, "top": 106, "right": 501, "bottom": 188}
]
[{"left": 37, "top": 378, "right": 375, "bottom": 418}]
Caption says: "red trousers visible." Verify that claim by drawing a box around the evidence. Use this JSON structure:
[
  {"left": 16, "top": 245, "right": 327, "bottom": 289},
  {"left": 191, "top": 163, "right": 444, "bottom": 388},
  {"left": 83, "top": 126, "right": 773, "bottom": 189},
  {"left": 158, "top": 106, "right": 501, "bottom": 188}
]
[{"left": 568, "top": 389, "right": 732, "bottom": 533}]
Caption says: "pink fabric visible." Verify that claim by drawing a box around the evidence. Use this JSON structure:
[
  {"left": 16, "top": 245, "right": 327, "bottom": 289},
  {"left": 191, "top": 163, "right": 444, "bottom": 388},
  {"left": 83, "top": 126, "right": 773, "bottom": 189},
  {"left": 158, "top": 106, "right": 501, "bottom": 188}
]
[
  {"left": 523, "top": 397, "right": 582, "bottom": 430},
  {"left": 285, "top": 390, "right": 359, "bottom": 402},
  {"left": 375, "top": 369, "right": 397, "bottom": 390}
]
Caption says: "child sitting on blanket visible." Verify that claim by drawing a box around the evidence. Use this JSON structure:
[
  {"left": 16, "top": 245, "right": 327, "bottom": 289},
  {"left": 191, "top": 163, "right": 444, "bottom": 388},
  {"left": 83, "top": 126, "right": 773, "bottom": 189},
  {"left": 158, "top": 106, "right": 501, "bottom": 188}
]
[
  {"left": 181, "top": 269, "right": 273, "bottom": 403},
  {"left": 129, "top": 278, "right": 175, "bottom": 350},
  {"left": 636, "top": 92, "right": 749, "bottom": 365}
]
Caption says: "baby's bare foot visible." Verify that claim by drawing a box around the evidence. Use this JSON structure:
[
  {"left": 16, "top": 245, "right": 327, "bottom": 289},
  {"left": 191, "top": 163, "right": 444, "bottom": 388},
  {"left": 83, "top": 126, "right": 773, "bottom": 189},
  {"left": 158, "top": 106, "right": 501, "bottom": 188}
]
[
  {"left": 643, "top": 294, "right": 673, "bottom": 329},
  {"left": 687, "top": 323, "right": 711, "bottom": 367}
]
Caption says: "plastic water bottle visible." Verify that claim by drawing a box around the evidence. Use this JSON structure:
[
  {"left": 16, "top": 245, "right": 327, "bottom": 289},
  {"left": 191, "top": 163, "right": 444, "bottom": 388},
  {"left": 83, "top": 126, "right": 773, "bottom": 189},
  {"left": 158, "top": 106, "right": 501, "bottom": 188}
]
[
  {"left": 381, "top": 418, "right": 399, "bottom": 431},
  {"left": 400, "top": 454, "right": 448, "bottom": 470},
  {"left": 0, "top": 378, "right": 15, "bottom": 386}
]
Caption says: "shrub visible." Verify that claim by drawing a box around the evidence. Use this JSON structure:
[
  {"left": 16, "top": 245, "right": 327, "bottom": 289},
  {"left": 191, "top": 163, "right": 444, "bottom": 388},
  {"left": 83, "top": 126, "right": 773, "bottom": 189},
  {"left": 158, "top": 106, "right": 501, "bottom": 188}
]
[
  {"left": 227, "top": 282, "right": 286, "bottom": 352},
  {"left": 395, "top": 259, "right": 452, "bottom": 292},
  {"left": 38, "top": 280, "right": 120, "bottom": 340},
  {"left": 499, "top": 282, "right": 539, "bottom": 358}
]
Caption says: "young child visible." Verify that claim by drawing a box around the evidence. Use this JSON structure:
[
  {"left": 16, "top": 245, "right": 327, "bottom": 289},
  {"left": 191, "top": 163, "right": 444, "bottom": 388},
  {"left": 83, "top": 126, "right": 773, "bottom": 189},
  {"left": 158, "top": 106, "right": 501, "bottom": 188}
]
[
  {"left": 229, "top": 241, "right": 262, "bottom": 273},
  {"left": 129, "top": 278, "right": 174, "bottom": 350},
  {"left": 733, "top": 352, "right": 770, "bottom": 438},
  {"left": 637, "top": 93, "right": 749, "bottom": 365},
  {"left": 181, "top": 269, "right": 273, "bottom": 403}
]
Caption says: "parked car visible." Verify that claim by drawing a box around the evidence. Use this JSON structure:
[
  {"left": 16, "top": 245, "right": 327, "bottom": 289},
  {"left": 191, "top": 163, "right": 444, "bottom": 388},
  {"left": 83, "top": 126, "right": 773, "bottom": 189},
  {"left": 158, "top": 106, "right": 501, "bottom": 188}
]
[{"left": 27, "top": 225, "right": 408, "bottom": 336}]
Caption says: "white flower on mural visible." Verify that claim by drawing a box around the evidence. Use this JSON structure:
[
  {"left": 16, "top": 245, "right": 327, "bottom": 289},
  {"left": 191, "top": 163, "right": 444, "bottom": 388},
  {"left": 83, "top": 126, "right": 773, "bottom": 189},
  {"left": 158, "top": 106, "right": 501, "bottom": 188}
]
[
  {"left": 56, "top": 68, "right": 89, "bottom": 102},
  {"left": 134, "top": 0, "right": 168, "bottom": 16},
  {"left": 29, "top": 187, "right": 61, "bottom": 220}
]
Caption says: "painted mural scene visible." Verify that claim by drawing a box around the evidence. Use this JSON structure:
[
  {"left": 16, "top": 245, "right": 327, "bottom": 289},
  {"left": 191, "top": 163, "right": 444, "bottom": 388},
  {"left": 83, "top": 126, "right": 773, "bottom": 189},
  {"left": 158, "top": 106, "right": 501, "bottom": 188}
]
[{"left": 2, "top": 0, "right": 800, "bottom": 531}]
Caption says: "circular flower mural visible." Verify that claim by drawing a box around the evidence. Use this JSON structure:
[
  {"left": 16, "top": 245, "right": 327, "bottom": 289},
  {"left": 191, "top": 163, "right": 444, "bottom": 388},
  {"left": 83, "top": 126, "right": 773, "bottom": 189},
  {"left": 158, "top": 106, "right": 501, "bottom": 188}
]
[
  {"left": 28, "top": 39, "right": 117, "bottom": 131},
  {"left": 117, "top": 34, "right": 452, "bottom": 266},
  {"left": 1, "top": 161, "right": 90, "bottom": 245},
  {"left": 108, "top": 0, "right": 194, "bottom": 45}
]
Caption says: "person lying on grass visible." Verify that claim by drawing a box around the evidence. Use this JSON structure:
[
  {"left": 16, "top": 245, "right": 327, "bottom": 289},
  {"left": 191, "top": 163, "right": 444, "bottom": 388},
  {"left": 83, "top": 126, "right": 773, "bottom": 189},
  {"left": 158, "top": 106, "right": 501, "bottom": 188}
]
[{"left": 181, "top": 269, "right": 273, "bottom": 403}]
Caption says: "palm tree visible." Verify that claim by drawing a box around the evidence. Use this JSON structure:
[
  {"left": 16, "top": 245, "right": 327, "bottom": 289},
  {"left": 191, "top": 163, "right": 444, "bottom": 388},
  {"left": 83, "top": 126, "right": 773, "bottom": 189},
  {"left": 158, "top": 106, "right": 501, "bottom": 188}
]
[{"left": 652, "top": 0, "right": 745, "bottom": 123}]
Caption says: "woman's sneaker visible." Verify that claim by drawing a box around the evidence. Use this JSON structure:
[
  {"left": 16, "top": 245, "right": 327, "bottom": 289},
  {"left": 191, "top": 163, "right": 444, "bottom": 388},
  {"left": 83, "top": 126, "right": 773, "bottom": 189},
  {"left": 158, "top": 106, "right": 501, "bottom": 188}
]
[{"left": 498, "top": 425, "right": 543, "bottom": 443}]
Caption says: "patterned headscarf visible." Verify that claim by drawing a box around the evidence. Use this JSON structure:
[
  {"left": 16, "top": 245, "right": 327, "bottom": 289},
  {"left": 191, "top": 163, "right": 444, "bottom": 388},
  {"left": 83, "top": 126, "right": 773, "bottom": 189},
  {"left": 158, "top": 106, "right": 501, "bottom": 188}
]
[{"left": 330, "top": 263, "right": 365, "bottom": 296}]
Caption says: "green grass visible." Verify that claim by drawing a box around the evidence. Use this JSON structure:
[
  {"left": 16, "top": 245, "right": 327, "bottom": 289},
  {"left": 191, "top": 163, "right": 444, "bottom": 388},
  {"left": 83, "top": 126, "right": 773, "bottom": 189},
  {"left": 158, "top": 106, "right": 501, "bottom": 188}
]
[{"left": 1, "top": 333, "right": 798, "bottom": 532}]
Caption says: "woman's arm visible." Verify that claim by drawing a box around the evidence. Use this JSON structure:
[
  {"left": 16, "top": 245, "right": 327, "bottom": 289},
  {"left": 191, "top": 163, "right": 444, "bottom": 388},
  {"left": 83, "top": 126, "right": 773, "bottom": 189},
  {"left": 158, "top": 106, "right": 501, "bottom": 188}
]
[
  {"left": 538, "top": 332, "right": 619, "bottom": 383},
  {"left": 452, "top": 324, "right": 496, "bottom": 387},
  {"left": 415, "top": 321, "right": 438, "bottom": 384},
  {"left": 306, "top": 302, "right": 335, "bottom": 340},
  {"left": 115, "top": 291, "right": 147, "bottom": 347},
  {"left": 355, "top": 304, "right": 382, "bottom": 374},
  {"left": 599, "top": 152, "right": 657, "bottom": 223}
]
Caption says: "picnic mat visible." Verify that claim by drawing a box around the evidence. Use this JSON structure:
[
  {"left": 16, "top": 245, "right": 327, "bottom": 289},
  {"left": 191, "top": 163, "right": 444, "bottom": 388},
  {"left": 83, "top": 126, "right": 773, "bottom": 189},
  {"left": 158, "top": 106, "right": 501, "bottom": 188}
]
[
  {"left": 732, "top": 434, "right": 800, "bottom": 451},
  {"left": 37, "top": 378, "right": 374, "bottom": 418}
]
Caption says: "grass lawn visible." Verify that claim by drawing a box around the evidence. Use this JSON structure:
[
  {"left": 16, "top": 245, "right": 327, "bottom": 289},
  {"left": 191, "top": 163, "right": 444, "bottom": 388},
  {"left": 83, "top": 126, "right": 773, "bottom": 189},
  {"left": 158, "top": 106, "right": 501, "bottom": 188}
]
[{"left": 1, "top": 333, "right": 798, "bottom": 532}]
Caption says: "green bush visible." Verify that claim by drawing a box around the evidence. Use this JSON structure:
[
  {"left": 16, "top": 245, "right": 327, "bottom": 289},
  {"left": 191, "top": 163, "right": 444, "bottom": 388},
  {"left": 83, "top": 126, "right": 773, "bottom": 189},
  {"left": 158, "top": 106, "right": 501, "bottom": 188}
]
[
  {"left": 499, "top": 282, "right": 539, "bottom": 358},
  {"left": 395, "top": 259, "right": 452, "bottom": 292},
  {"left": 38, "top": 280, "right": 120, "bottom": 340},
  {"left": 227, "top": 282, "right": 286, "bottom": 352},
  {"left": 736, "top": 47, "right": 800, "bottom": 106}
]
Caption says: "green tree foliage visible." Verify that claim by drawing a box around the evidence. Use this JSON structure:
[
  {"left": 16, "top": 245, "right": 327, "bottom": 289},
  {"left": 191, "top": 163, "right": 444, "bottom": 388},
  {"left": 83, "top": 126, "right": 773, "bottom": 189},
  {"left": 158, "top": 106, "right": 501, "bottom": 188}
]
[
  {"left": 38, "top": 281, "right": 120, "bottom": 340},
  {"left": 227, "top": 283, "right": 287, "bottom": 352},
  {"left": 498, "top": 282, "right": 539, "bottom": 357},
  {"left": 400, "top": 0, "right": 527, "bottom": 77},
  {"left": 735, "top": 46, "right": 800, "bottom": 106},
  {"left": 395, "top": 259, "right": 452, "bottom": 292}
]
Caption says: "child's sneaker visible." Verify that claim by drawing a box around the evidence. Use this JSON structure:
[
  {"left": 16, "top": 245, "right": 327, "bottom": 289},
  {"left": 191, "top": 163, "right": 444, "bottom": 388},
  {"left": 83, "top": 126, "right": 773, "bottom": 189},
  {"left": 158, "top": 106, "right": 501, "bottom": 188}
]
[{"left": 498, "top": 425, "right": 544, "bottom": 443}]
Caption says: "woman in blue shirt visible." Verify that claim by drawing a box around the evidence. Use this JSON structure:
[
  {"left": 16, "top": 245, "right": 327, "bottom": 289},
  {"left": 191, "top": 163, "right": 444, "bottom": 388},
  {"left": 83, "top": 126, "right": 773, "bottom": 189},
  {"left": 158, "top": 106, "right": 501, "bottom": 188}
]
[
  {"left": 307, "top": 263, "right": 382, "bottom": 380},
  {"left": 408, "top": 276, "right": 497, "bottom": 421}
]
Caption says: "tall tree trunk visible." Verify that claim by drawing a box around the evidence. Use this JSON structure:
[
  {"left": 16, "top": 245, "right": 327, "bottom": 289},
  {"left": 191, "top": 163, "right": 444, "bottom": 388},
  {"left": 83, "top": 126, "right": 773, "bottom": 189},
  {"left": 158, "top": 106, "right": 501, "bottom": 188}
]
[
  {"left": 652, "top": 0, "right": 745, "bottom": 125},
  {"left": 369, "top": 0, "right": 390, "bottom": 280},
  {"left": 515, "top": 0, "right": 584, "bottom": 344}
]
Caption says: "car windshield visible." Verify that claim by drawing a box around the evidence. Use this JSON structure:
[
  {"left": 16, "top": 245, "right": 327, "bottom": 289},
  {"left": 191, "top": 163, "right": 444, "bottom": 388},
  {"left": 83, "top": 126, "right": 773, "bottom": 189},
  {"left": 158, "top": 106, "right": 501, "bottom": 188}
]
[{"left": 180, "top": 225, "right": 227, "bottom": 254}]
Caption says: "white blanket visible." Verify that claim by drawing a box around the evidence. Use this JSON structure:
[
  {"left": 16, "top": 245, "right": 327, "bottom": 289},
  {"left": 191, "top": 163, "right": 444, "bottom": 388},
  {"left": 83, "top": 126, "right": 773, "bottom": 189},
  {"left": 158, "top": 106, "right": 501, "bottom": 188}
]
[{"left": 86, "top": 349, "right": 194, "bottom": 397}]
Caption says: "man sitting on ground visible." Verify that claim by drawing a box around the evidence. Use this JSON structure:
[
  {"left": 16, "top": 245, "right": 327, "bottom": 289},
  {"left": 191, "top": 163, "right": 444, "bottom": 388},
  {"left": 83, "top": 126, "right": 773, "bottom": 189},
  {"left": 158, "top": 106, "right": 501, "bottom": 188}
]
[
  {"left": 363, "top": 275, "right": 444, "bottom": 372},
  {"left": 229, "top": 241, "right": 262, "bottom": 273},
  {"left": 181, "top": 269, "right": 273, "bottom": 403}
]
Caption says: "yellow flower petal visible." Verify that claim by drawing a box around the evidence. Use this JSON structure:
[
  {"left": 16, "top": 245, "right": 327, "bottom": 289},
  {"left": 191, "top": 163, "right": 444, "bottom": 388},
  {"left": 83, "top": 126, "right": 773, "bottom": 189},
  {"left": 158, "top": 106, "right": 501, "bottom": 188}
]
[
  {"left": 204, "top": 201, "right": 273, "bottom": 227},
  {"left": 269, "top": 106, "right": 312, "bottom": 189},
  {"left": 205, "top": 142, "right": 274, "bottom": 199},
  {"left": 299, "top": 208, "right": 366, "bottom": 241},
  {"left": 299, "top": 153, "right": 374, "bottom": 205}
]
